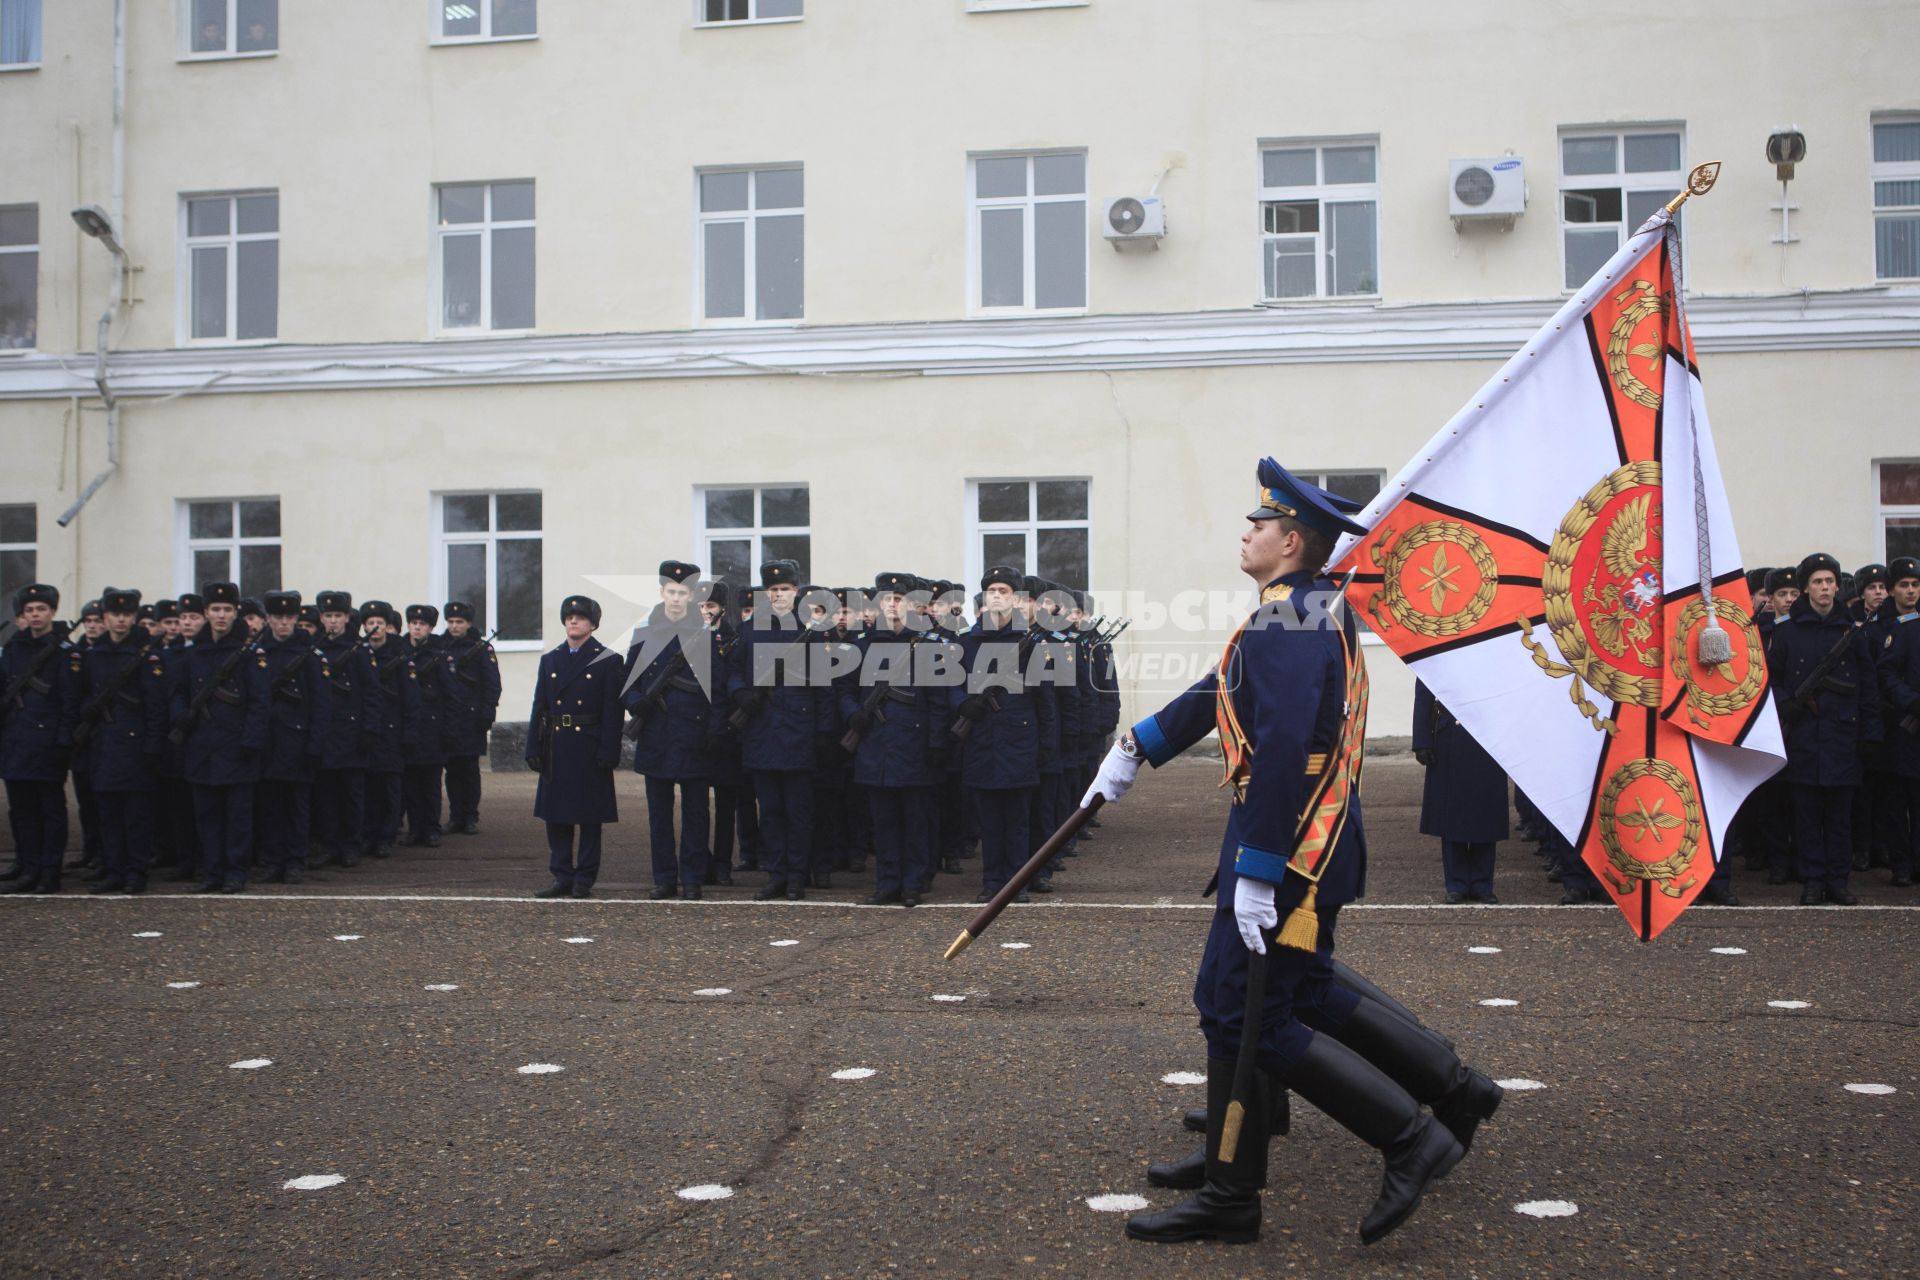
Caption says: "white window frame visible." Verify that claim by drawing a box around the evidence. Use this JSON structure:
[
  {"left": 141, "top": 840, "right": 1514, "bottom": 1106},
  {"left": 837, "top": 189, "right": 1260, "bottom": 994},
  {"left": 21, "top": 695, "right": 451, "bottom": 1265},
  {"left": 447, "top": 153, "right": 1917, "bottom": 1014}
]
[
  {"left": 432, "top": 0, "right": 539, "bottom": 45},
  {"left": 694, "top": 0, "right": 804, "bottom": 27},
  {"left": 1871, "top": 116, "right": 1920, "bottom": 283},
  {"left": 967, "top": 1, "right": 1090, "bottom": 12},
  {"left": 431, "top": 491, "right": 545, "bottom": 651},
  {"left": 178, "top": 190, "right": 279, "bottom": 346},
  {"left": 967, "top": 150, "right": 1090, "bottom": 316},
  {"left": 177, "top": 0, "right": 277, "bottom": 61},
  {"left": 0, "top": 503, "right": 34, "bottom": 604},
  {"left": 430, "top": 180, "right": 536, "bottom": 336},
  {"left": 174, "top": 497, "right": 281, "bottom": 595},
  {"left": 1876, "top": 459, "right": 1920, "bottom": 564},
  {"left": 694, "top": 164, "right": 805, "bottom": 326},
  {"left": 1256, "top": 138, "right": 1382, "bottom": 303},
  {"left": 963, "top": 477, "right": 1093, "bottom": 590},
  {"left": 1, "top": 0, "right": 42, "bottom": 69},
  {"left": 1294, "top": 468, "right": 1387, "bottom": 641},
  {"left": 692, "top": 484, "right": 812, "bottom": 585},
  {"left": 0, "top": 202, "right": 36, "bottom": 352},
  {"left": 1557, "top": 125, "right": 1686, "bottom": 293}
]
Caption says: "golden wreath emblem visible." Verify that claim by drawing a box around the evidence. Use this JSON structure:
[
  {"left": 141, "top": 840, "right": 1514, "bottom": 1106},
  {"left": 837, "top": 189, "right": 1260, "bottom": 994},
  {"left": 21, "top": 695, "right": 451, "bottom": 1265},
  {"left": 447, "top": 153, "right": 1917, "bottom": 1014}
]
[
  {"left": 1595, "top": 756, "right": 1704, "bottom": 899},
  {"left": 1362, "top": 520, "right": 1499, "bottom": 639},
  {"left": 1668, "top": 596, "right": 1764, "bottom": 730}
]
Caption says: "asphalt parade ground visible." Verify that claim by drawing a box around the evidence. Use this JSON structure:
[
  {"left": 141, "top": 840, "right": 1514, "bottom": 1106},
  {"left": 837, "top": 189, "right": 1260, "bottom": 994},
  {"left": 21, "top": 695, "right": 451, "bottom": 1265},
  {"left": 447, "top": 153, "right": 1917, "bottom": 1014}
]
[{"left": 2, "top": 757, "right": 1916, "bottom": 1279}]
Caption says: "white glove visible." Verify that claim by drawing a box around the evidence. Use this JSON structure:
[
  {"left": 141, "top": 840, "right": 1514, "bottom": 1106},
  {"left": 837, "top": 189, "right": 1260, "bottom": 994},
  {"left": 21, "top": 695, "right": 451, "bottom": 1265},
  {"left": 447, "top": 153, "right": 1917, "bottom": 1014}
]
[
  {"left": 1234, "top": 877, "right": 1278, "bottom": 954},
  {"left": 1081, "top": 738, "right": 1142, "bottom": 807}
]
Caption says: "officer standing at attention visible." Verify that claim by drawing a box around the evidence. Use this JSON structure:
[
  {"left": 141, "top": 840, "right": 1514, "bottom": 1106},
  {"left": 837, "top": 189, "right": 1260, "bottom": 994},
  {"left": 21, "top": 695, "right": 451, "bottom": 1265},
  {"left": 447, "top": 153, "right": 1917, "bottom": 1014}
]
[
  {"left": 2, "top": 586, "right": 76, "bottom": 894},
  {"left": 401, "top": 604, "right": 451, "bottom": 848},
  {"left": 729, "top": 560, "right": 828, "bottom": 902},
  {"left": 698, "top": 580, "right": 745, "bottom": 887},
  {"left": 175, "top": 582, "right": 268, "bottom": 894},
  {"left": 1087, "top": 459, "right": 1463, "bottom": 1248},
  {"left": 1875, "top": 557, "right": 1920, "bottom": 887},
  {"left": 529, "top": 595, "right": 624, "bottom": 899},
  {"left": 359, "top": 601, "right": 408, "bottom": 859},
  {"left": 255, "top": 591, "right": 328, "bottom": 884},
  {"left": 68, "top": 599, "right": 105, "bottom": 880},
  {"left": 441, "top": 601, "right": 501, "bottom": 835},
  {"left": 68, "top": 588, "right": 167, "bottom": 894},
  {"left": 1768, "top": 552, "right": 1880, "bottom": 905},
  {"left": 625, "top": 561, "right": 721, "bottom": 900},
  {"left": 1411, "top": 679, "right": 1507, "bottom": 903},
  {"left": 155, "top": 592, "right": 204, "bottom": 880},
  {"left": 313, "top": 591, "right": 370, "bottom": 868}
]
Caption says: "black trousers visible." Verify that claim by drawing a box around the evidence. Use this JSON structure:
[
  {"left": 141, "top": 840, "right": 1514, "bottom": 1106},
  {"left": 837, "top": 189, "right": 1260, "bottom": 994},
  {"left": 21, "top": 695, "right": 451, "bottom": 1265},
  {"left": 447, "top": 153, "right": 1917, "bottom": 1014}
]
[
  {"left": 363, "top": 769, "right": 402, "bottom": 846},
  {"left": 710, "top": 783, "right": 738, "bottom": 876},
  {"left": 445, "top": 755, "right": 483, "bottom": 828},
  {"left": 5, "top": 778, "right": 69, "bottom": 880},
  {"left": 403, "top": 764, "right": 444, "bottom": 841},
  {"left": 1886, "top": 774, "right": 1919, "bottom": 878},
  {"left": 73, "top": 772, "right": 101, "bottom": 863},
  {"left": 751, "top": 770, "right": 813, "bottom": 889},
  {"left": 646, "top": 776, "right": 710, "bottom": 888},
  {"left": 1028, "top": 771, "right": 1062, "bottom": 876},
  {"left": 257, "top": 779, "right": 313, "bottom": 872},
  {"left": 162, "top": 778, "right": 198, "bottom": 869},
  {"left": 971, "top": 786, "right": 1032, "bottom": 896},
  {"left": 1791, "top": 783, "right": 1854, "bottom": 892},
  {"left": 812, "top": 782, "right": 848, "bottom": 870},
  {"left": 192, "top": 783, "right": 254, "bottom": 887},
  {"left": 314, "top": 768, "right": 365, "bottom": 857},
  {"left": 870, "top": 785, "right": 931, "bottom": 897},
  {"left": 96, "top": 790, "right": 155, "bottom": 886},
  {"left": 546, "top": 822, "right": 603, "bottom": 889}
]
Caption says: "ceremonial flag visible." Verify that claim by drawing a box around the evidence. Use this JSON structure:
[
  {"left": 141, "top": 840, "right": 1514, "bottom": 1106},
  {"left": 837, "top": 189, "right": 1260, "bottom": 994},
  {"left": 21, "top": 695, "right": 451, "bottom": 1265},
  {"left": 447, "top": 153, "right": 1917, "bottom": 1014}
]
[{"left": 1331, "top": 166, "right": 1784, "bottom": 940}]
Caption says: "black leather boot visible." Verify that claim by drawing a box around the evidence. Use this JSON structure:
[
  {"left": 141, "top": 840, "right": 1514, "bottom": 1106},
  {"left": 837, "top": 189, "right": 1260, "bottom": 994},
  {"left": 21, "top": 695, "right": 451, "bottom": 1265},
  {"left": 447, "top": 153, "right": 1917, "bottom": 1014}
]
[
  {"left": 1332, "top": 997, "right": 1503, "bottom": 1152},
  {"left": 1280, "top": 1032, "right": 1464, "bottom": 1246},
  {"left": 1126, "top": 1059, "right": 1262, "bottom": 1244},
  {"left": 1153, "top": 1075, "right": 1288, "bottom": 1189}
]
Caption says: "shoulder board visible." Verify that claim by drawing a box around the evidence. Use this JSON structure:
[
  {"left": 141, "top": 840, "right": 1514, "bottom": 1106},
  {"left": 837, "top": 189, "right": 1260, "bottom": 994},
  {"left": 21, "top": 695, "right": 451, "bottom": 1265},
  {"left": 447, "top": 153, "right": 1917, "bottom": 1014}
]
[
  {"left": 68, "top": 651, "right": 83, "bottom": 669},
  {"left": 1900, "top": 612, "right": 1920, "bottom": 624},
  {"left": 256, "top": 655, "right": 269, "bottom": 667},
  {"left": 1261, "top": 583, "right": 1294, "bottom": 605}
]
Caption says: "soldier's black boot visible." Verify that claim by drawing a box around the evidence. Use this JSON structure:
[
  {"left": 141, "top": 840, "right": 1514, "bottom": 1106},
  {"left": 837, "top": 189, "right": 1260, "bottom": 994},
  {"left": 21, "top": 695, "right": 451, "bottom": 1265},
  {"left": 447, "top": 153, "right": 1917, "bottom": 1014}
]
[
  {"left": 1331, "top": 997, "right": 1503, "bottom": 1153},
  {"left": 1126, "top": 1059, "right": 1263, "bottom": 1244},
  {"left": 1152, "top": 1076, "right": 1289, "bottom": 1189},
  {"left": 1280, "top": 1032, "right": 1463, "bottom": 1246}
]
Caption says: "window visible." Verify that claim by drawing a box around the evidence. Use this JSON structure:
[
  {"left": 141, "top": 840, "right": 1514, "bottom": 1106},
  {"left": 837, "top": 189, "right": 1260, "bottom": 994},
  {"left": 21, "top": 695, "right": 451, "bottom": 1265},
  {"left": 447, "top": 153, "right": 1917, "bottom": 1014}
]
[
  {"left": 182, "top": 192, "right": 278, "bottom": 342},
  {"left": 1873, "top": 119, "right": 1920, "bottom": 281},
  {"left": 1, "top": 0, "right": 39, "bottom": 66},
  {"left": 970, "top": 151, "right": 1087, "bottom": 313},
  {"left": 437, "top": 0, "right": 536, "bottom": 41},
  {"left": 1880, "top": 461, "right": 1920, "bottom": 564},
  {"left": 180, "top": 498, "right": 281, "bottom": 598},
  {"left": 968, "top": 0, "right": 1090, "bottom": 11},
  {"left": 697, "top": 486, "right": 810, "bottom": 586},
  {"left": 967, "top": 479, "right": 1090, "bottom": 589},
  {"left": 1295, "top": 469, "right": 1384, "bottom": 512},
  {"left": 0, "top": 205, "right": 34, "bottom": 349},
  {"left": 436, "top": 492, "right": 543, "bottom": 644},
  {"left": 1559, "top": 128, "right": 1683, "bottom": 290},
  {"left": 0, "top": 504, "right": 33, "bottom": 606},
  {"left": 698, "top": 167, "right": 803, "bottom": 323},
  {"left": 1258, "top": 140, "right": 1379, "bottom": 300},
  {"left": 182, "top": 0, "right": 276, "bottom": 56},
  {"left": 435, "top": 181, "right": 535, "bottom": 332},
  {"left": 699, "top": 0, "right": 802, "bottom": 24}
]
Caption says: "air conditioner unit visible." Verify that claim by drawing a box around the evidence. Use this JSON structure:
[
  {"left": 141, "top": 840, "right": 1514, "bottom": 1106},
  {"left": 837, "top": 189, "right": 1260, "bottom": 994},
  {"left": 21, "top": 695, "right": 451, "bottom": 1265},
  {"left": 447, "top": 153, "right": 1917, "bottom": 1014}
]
[
  {"left": 1103, "top": 195, "right": 1165, "bottom": 245},
  {"left": 1448, "top": 157, "right": 1527, "bottom": 223}
]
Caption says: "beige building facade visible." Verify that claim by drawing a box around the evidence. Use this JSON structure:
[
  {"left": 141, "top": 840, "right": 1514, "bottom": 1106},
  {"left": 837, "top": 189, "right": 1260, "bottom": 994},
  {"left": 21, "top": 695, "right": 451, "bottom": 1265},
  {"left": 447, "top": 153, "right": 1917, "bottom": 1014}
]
[{"left": 3, "top": 0, "right": 1918, "bottom": 732}]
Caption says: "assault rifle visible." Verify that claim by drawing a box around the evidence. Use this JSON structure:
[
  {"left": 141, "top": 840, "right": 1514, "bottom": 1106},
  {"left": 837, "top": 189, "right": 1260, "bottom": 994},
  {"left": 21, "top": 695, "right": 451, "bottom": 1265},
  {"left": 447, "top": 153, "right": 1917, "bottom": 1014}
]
[
  {"left": 840, "top": 633, "right": 920, "bottom": 753},
  {"left": 949, "top": 624, "right": 1041, "bottom": 743},
  {"left": 71, "top": 637, "right": 157, "bottom": 748},
  {"left": 167, "top": 637, "right": 255, "bottom": 746},
  {"left": 0, "top": 629, "right": 74, "bottom": 731},
  {"left": 623, "top": 640, "right": 694, "bottom": 741},
  {"left": 1778, "top": 622, "right": 1864, "bottom": 733},
  {"left": 449, "top": 629, "right": 499, "bottom": 684},
  {"left": 726, "top": 625, "right": 818, "bottom": 730}
]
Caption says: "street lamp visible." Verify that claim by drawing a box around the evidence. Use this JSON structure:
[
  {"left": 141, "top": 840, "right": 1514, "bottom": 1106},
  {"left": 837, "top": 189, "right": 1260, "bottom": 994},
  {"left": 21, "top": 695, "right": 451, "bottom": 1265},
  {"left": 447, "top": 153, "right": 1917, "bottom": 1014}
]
[{"left": 58, "top": 205, "right": 130, "bottom": 527}]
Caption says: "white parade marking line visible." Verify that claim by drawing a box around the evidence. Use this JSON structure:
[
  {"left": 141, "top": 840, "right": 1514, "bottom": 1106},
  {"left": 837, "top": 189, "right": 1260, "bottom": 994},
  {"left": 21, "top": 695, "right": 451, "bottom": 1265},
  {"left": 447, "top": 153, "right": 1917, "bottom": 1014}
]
[
  {"left": 166, "top": 981, "right": 200, "bottom": 990},
  {"left": 1768, "top": 1000, "right": 1811, "bottom": 1009},
  {"left": 1514, "top": 1200, "right": 1579, "bottom": 1218},
  {"left": 229, "top": 1059, "right": 273, "bottom": 1070},
  {"left": 562, "top": 937, "right": 595, "bottom": 944},
  {"left": 831, "top": 1067, "right": 877, "bottom": 1081},
  {"left": 930, "top": 994, "right": 967, "bottom": 1003},
  {"left": 424, "top": 984, "right": 460, "bottom": 992},
  {"left": 133, "top": 931, "right": 162, "bottom": 938},
  {"left": 283, "top": 1175, "right": 345, "bottom": 1191},
  {"left": 1479, "top": 998, "right": 1519, "bottom": 1007},
  {"left": 1844, "top": 1083, "right": 1897, "bottom": 1095},
  {"left": 1710, "top": 947, "right": 1747, "bottom": 955},
  {"left": 1467, "top": 946, "right": 1502, "bottom": 954},
  {"left": 1497, "top": 1079, "right": 1547, "bottom": 1091},
  {"left": 770, "top": 939, "right": 800, "bottom": 947},
  {"left": 1160, "top": 1071, "right": 1207, "bottom": 1086},
  {"left": 693, "top": 988, "right": 732, "bottom": 997},
  {"left": 677, "top": 1184, "right": 734, "bottom": 1201},
  {"left": 332, "top": 935, "right": 362, "bottom": 942},
  {"left": 1086, "top": 1194, "right": 1150, "bottom": 1213},
  {"left": 1000, "top": 942, "right": 1031, "bottom": 950},
  {"left": 517, "top": 1063, "right": 565, "bottom": 1075}
]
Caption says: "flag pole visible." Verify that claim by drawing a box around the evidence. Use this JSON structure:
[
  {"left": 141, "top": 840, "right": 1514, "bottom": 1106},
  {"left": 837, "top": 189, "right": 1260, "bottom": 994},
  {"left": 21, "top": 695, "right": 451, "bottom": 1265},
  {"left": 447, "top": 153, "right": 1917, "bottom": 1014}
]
[{"left": 1664, "top": 161, "right": 1723, "bottom": 214}]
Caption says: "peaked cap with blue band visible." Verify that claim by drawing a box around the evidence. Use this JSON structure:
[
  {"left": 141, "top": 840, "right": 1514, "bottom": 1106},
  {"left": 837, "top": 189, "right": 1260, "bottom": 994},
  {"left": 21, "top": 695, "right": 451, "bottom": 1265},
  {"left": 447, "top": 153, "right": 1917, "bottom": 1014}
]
[{"left": 1248, "top": 457, "right": 1370, "bottom": 539}]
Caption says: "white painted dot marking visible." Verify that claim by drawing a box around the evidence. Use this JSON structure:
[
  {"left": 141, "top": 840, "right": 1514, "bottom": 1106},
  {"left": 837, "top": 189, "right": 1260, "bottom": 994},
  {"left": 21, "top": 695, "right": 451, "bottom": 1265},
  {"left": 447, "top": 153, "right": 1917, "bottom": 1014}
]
[
  {"left": 1000, "top": 942, "right": 1031, "bottom": 950},
  {"left": 166, "top": 981, "right": 200, "bottom": 990},
  {"left": 133, "top": 931, "right": 162, "bottom": 938},
  {"left": 562, "top": 937, "right": 595, "bottom": 944},
  {"left": 1467, "top": 946, "right": 1502, "bottom": 954},
  {"left": 1160, "top": 1071, "right": 1207, "bottom": 1086},
  {"left": 1710, "top": 947, "right": 1747, "bottom": 955},
  {"left": 693, "top": 988, "right": 732, "bottom": 997},
  {"left": 1497, "top": 1079, "right": 1547, "bottom": 1091},
  {"left": 1087, "top": 1193, "right": 1150, "bottom": 1213},
  {"left": 770, "top": 939, "right": 800, "bottom": 947},
  {"left": 332, "top": 935, "right": 362, "bottom": 942},
  {"left": 930, "top": 994, "right": 967, "bottom": 1003},
  {"left": 424, "top": 984, "right": 460, "bottom": 992},
  {"left": 283, "top": 1175, "right": 345, "bottom": 1191},
  {"left": 1768, "top": 1000, "right": 1810, "bottom": 1010},
  {"left": 831, "top": 1067, "right": 877, "bottom": 1081},
  {"left": 1515, "top": 1200, "right": 1579, "bottom": 1218},
  {"left": 677, "top": 1184, "right": 734, "bottom": 1201},
  {"left": 517, "top": 1063, "right": 565, "bottom": 1075},
  {"left": 1844, "top": 1083, "right": 1897, "bottom": 1096},
  {"left": 1479, "top": 998, "right": 1519, "bottom": 1007},
  {"left": 229, "top": 1059, "right": 273, "bottom": 1070}
]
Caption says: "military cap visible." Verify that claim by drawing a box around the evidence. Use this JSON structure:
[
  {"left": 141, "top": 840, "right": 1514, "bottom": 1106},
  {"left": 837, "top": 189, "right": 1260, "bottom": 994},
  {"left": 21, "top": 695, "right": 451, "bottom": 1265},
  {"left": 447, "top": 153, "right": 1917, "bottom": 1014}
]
[
  {"left": 13, "top": 583, "right": 58, "bottom": 612},
  {"left": 1890, "top": 557, "right": 1920, "bottom": 586},
  {"left": 1249, "top": 457, "right": 1370, "bottom": 538},
  {"left": 177, "top": 592, "right": 208, "bottom": 614},
  {"left": 443, "top": 600, "right": 475, "bottom": 622},
  {"left": 759, "top": 559, "right": 801, "bottom": 589},
  {"left": 1744, "top": 567, "right": 1771, "bottom": 593},
  {"left": 100, "top": 587, "right": 141, "bottom": 615},
  {"left": 138, "top": 603, "right": 159, "bottom": 623},
  {"left": 1764, "top": 567, "right": 1798, "bottom": 593},
  {"left": 298, "top": 604, "right": 322, "bottom": 628},
  {"left": 361, "top": 598, "right": 393, "bottom": 622},
  {"left": 981, "top": 565, "right": 1023, "bottom": 592},
  {"left": 1797, "top": 553, "right": 1841, "bottom": 586},
  {"left": 201, "top": 582, "right": 240, "bottom": 607},
  {"left": 382, "top": 604, "right": 404, "bottom": 629},
  {"left": 154, "top": 597, "right": 178, "bottom": 617},
  {"left": 701, "top": 579, "right": 734, "bottom": 610},
  {"left": 265, "top": 590, "right": 302, "bottom": 618},
  {"left": 316, "top": 590, "right": 353, "bottom": 614},
  {"left": 1020, "top": 574, "right": 1045, "bottom": 598},
  {"left": 1856, "top": 563, "right": 1890, "bottom": 589},
  {"left": 79, "top": 598, "right": 104, "bottom": 620},
  {"left": 658, "top": 560, "right": 701, "bottom": 585},
  {"left": 238, "top": 596, "right": 265, "bottom": 619},
  {"left": 405, "top": 603, "right": 439, "bottom": 627},
  {"left": 561, "top": 594, "right": 601, "bottom": 626},
  {"left": 738, "top": 588, "right": 758, "bottom": 613}
]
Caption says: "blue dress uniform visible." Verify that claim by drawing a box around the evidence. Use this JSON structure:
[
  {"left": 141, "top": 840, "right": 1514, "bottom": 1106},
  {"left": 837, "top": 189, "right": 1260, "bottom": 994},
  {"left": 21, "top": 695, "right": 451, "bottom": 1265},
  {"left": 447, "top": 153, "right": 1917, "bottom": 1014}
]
[
  {"left": 1767, "top": 554, "right": 1881, "bottom": 904},
  {"left": 1022, "top": 581, "right": 1073, "bottom": 892},
  {"left": 529, "top": 596, "right": 624, "bottom": 897},
  {"left": 69, "top": 590, "right": 168, "bottom": 893},
  {"left": 1875, "top": 557, "right": 1920, "bottom": 884},
  {"left": 401, "top": 605, "right": 451, "bottom": 847},
  {"left": 314, "top": 592, "right": 370, "bottom": 867},
  {"left": 808, "top": 598, "right": 859, "bottom": 887},
  {"left": 255, "top": 592, "right": 330, "bottom": 882},
  {"left": 926, "top": 587, "right": 971, "bottom": 875},
  {"left": 155, "top": 596, "right": 204, "bottom": 879},
  {"left": 950, "top": 568, "right": 1055, "bottom": 902},
  {"left": 624, "top": 563, "right": 722, "bottom": 898},
  {"left": 173, "top": 584, "right": 270, "bottom": 893},
  {"left": 359, "top": 612, "right": 409, "bottom": 857},
  {"left": 68, "top": 600, "right": 105, "bottom": 876},
  {"left": 844, "top": 572, "right": 949, "bottom": 905},
  {"left": 698, "top": 581, "right": 746, "bottom": 886},
  {"left": 1855, "top": 565, "right": 1898, "bottom": 871},
  {"left": 1, "top": 586, "right": 74, "bottom": 893},
  {"left": 1411, "top": 679, "right": 1508, "bottom": 902},
  {"left": 441, "top": 601, "right": 501, "bottom": 834},
  {"left": 728, "top": 561, "right": 833, "bottom": 901}
]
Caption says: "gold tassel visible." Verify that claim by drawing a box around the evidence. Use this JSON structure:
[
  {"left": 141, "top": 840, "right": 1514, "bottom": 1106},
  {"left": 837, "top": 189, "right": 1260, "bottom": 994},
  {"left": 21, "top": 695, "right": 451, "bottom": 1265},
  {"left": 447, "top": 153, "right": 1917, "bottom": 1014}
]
[{"left": 1275, "top": 883, "right": 1320, "bottom": 953}]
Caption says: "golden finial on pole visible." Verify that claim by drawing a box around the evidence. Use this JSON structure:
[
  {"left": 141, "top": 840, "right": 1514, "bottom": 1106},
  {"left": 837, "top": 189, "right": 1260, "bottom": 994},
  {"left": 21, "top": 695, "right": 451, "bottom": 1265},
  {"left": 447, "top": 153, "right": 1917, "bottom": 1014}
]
[
  {"left": 943, "top": 930, "right": 975, "bottom": 962},
  {"left": 1664, "top": 161, "right": 1722, "bottom": 214}
]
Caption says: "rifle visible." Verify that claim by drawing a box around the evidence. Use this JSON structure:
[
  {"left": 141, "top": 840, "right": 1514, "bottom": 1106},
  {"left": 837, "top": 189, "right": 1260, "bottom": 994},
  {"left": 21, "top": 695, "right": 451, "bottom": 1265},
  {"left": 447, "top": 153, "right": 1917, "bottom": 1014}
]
[
  {"left": 71, "top": 637, "right": 156, "bottom": 749},
  {"left": 1096, "top": 617, "right": 1131, "bottom": 645},
  {"left": 268, "top": 646, "right": 317, "bottom": 703},
  {"left": 1778, "top": 622, "right": 1863, "bottom": 732},
  {"left": 726, "top": 624, "right": 817, "bottom": 730},
  {"left": 167, "top": 636, "right": 256, "bottom": 746},
  {"left": 0, "top": 631, "right": 71, "bottom": 730},
  {"left": 449, "top": 629, "right": 500, "bottom": 684},
  {"left": 840, "top": 633, "right": 920, "bottom": 752},
  {"left": 949, "top": 623, "right": 1041, "bottom": 742},
  {"left": 622, "top": 639, "right": 694, "bottom": 741}
]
